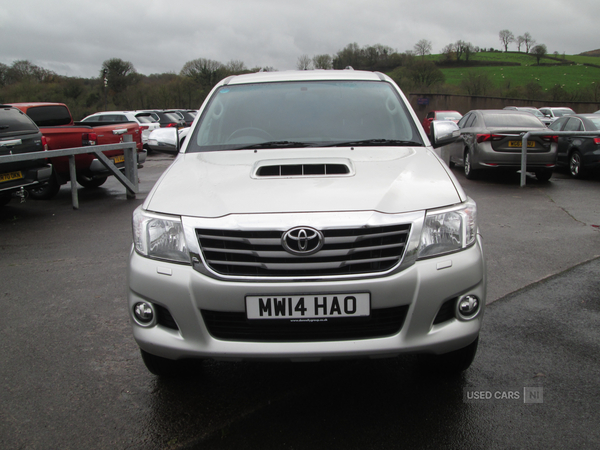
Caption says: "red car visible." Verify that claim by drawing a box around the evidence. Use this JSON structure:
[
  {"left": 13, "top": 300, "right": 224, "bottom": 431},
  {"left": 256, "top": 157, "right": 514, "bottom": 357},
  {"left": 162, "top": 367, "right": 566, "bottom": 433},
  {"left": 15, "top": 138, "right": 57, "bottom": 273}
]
[{"left": 422, "top": 110, "right": 463, "bottom": 137}]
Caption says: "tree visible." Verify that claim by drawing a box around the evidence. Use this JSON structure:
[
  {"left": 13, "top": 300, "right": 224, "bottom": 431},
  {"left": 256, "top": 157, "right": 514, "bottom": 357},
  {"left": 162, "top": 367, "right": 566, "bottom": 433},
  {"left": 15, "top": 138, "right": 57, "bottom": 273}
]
[
  {"left": 523, "top": 32, "right": 536, "bottom": 53},
  {"left": 405, "top": 60, "right": 445, "bottom": 88},
  {"left": 100, "top": 58, "right": 137, "bottom": 95},
  {"left": 460, "top": 70, "right": 494, "bottom": 96},
  {"left": 463, "top": 42, "right": 478, "bottom": 62},
  {"left": 413, "top": 39, "right": 432, "bottom": 59},
  {"left": 441, "top": 43, "right": 456, "bottom": 62},
  {"left": 296, "top": 54, "right": 312, "bottom": 70},
  {"left": 516, "top": 35, "right": 525, "bottom": 52},
  {"left": 531, "top": 44, "right": 548, "bottom": 64},
  {"left": 312, "top": 54, "right": 333, "bottom": 70},
  {"left": 455, "top": 40, "right": 467, "bottom": 61},
  {"left": 499, "top": 30, "right": 515, "bottom": 52},
  {"left": 180, "top": 58, "right": 225, "bottom": 86}
]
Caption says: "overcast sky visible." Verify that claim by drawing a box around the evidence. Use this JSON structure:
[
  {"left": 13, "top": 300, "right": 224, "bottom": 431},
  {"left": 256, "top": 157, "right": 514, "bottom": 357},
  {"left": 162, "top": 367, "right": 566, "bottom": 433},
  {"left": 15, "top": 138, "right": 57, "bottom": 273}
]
[{"left": 2, "top": 0, "right": 598, "bottom": 79}]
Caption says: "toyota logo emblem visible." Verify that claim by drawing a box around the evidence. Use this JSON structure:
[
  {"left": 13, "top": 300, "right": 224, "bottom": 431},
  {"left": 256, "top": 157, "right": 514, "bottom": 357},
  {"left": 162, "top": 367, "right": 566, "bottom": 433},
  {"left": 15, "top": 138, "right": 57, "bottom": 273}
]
[{"left": 282, "top": 227, "right": 324, "bottom": 255}]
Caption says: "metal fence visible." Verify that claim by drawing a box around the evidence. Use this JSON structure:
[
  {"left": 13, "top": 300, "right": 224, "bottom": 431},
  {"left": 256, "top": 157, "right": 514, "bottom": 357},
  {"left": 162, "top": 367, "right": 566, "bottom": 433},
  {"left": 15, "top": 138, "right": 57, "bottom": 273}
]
[{"left": 0, "top": 140, "right": 138, "bottom": 209}]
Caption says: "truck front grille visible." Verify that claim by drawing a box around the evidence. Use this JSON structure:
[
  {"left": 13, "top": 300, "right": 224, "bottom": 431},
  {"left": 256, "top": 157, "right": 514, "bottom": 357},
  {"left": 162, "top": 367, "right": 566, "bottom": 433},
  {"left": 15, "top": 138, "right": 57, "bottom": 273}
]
[
  {"left": 201, "top": 306, "right": 409, "bottom": 342},
  {"left": 196, "top": 224, "right": 411, "bottom": 278}
]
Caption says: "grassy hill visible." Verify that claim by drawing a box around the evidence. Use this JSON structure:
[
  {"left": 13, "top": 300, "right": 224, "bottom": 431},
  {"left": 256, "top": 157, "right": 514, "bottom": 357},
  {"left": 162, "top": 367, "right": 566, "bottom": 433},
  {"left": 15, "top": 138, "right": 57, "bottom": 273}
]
[{"left": 427, "top": 52, "right": 600, "bottom": 92}]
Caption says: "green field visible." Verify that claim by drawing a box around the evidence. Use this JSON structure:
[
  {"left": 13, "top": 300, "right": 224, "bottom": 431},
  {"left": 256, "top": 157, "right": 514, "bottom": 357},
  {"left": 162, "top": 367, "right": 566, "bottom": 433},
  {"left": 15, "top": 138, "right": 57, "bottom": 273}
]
[{"left": 428, "top": 52, "right": 600, "bottom": 91}]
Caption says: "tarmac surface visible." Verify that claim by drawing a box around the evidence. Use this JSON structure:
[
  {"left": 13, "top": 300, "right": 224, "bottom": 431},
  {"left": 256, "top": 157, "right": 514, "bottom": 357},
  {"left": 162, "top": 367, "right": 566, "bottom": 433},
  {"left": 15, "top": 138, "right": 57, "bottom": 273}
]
[{"left": 1, "top": 153, "right": 599, "bottom": 449}]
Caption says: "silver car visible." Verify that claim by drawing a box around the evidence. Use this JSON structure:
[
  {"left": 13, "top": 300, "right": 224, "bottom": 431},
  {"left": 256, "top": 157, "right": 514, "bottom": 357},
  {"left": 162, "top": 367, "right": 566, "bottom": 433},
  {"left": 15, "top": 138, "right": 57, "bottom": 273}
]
[
  {"left": 128, "top": 70, "right": 486, "bottom": 377},
  {"left": 442, "top": 109, "right": 557, "bottom": 181}
]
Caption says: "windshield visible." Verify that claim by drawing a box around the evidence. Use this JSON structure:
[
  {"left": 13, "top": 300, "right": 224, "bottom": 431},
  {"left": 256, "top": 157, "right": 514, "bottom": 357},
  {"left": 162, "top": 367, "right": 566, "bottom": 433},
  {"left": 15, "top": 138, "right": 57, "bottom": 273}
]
[
  {"left": 437, "top": 112, "right": 462, "bottom": 120},
  {"left": 554, "top": 108, "right": 575, "bottom": 118},
  {"left": 187, "top": 80, "right": 423, "bottom": 152}
]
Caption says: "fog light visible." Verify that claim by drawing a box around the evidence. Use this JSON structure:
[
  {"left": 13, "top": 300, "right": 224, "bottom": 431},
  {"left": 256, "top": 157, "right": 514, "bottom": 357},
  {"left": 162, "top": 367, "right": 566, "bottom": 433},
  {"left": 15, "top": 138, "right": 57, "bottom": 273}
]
[
  {"left": 457, "top": 295, "right": 480, "bottom": 319},
  {"left": 133, "top": 301, "right": 155, "bottom": 327}
]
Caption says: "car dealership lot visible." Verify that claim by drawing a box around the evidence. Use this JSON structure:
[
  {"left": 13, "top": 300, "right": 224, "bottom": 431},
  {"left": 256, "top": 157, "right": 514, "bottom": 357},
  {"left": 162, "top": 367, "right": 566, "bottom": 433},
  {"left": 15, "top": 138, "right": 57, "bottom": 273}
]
[{"left": 1, "top": 153, "right": 599, "bottom": 449}]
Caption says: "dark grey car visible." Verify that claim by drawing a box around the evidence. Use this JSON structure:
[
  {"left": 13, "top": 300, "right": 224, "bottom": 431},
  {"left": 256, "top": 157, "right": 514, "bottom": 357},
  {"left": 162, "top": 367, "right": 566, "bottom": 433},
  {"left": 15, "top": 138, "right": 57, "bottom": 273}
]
[
  {"left": 442, "top": 109, "right": 558, "bottom": 181},
  {"left": 548, "top": 114, "right": 600, "bottom": 178},
  {"left": 0, "top": 105, "right": 52, "bottom": 206}
]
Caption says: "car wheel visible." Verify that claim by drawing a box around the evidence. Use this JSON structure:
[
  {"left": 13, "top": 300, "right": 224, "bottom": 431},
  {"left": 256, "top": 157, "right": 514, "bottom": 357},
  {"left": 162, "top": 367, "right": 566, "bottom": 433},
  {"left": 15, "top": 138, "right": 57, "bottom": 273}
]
[
  {"left": 464, "top": 150, "right": 478, "bottom": 180},
  {"left": 140, "top": 349, "right": 185, "bottom": 377},
  {"left": 535, "top": 169, "right": 553, "bottom": 182},
  {"left": 29, "top": 175, "right": 61, "bottom": 200},
  {"left": 569, "top": 151, "right": 585, "bottom": 178},
  {"left": 425, "top": 337, "right": 479, "bottom": 376},
  {"left": 77, "top": 174, "right": 108, "bottom": 188}
]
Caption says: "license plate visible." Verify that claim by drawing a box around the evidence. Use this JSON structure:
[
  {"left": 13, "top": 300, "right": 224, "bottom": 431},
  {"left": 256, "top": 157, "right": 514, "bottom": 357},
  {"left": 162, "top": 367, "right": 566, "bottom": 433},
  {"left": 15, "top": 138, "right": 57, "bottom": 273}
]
[
  {"left": 508, "top": 141, "right": 535, "bottom": 148},
  {"left": 0, "top": 171, "right": 23, "bottom": 183},
  {"left": 112, "top": 155, "right": 125, "bottom": 164},
  {"left": 246, "top": 293, "right": 370, "bottom": 320}
]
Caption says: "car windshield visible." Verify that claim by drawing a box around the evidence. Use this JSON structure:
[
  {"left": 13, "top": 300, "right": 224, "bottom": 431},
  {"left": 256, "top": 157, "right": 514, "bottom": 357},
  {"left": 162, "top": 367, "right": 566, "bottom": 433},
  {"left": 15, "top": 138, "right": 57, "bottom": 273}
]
[
  {"left": 521, "top": 109, "right": 544, "bottom": 118},
  {"left": 136, "top": 114, "right": 157, "bottom": 123},
  {"left": 187, "top": 80, "right": 423, "bottom": 152},
  {"left": 554, "top": 109, "right": 575, "bottom": 117},
  {"left": 483, "top": 113, "right": 545, "bottom": 128},
  {"left": 437, "top": 112, "right": 462, "bottom": 120}
]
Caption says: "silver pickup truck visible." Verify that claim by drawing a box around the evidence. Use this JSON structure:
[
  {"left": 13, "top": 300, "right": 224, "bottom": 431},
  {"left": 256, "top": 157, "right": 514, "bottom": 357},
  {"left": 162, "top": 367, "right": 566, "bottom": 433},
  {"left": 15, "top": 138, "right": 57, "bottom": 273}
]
[{"left": 128, "top": 70, "right": 486, "bottom": 377}]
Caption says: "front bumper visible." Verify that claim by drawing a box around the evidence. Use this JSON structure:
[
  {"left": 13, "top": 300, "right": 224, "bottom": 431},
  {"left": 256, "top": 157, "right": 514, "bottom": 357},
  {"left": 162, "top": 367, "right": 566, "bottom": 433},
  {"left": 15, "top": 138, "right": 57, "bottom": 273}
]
[{"left": 128, "top": 235, "right": 486, "bottom": 362}]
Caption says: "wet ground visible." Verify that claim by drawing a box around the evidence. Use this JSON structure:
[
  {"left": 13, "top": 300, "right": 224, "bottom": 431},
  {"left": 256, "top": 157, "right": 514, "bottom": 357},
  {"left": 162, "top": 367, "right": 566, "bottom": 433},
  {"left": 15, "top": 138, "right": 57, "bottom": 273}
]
[{"left": 1, "top": 154, "right": 599, "bottom": 449}]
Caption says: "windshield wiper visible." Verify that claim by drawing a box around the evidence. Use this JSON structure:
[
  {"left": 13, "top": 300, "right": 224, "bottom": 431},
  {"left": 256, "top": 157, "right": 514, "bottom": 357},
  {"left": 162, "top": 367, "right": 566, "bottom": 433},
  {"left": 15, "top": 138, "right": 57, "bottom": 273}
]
[
  {"left": 233, "top": 141, "right": 315, "bottom": 150},
  {"left": 323, "top": 139, "right": 423, "bottom": 147}
]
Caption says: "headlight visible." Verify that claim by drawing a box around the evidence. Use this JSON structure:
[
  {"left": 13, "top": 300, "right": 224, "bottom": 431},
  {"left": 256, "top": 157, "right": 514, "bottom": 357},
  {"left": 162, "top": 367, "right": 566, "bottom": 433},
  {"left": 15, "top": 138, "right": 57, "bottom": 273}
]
[
  {"left": 418, "top": 198, "right": 477, "bottom": 259},
  {"left": 132, "top": 206, "right": 190, "bottom": 264}
]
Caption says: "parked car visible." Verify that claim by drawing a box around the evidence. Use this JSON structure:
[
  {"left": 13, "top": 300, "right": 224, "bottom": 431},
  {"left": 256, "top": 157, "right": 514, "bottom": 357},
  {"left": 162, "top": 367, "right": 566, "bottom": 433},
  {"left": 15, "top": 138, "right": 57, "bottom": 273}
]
[
  {"left": 0, "top": 105, "right": 52, "bottom": 206},
  {"left": 176, "top": 110, "right": 197, "bottom": 127},
  {"left": 146, "top": 127, "right": 190, "bottom": 153},
  {"left": 80, "top": 111, "right": 160, "bottom": 149},
  {"left": 440, "top": 109, "right": 558, "bottom": 181},
  {"left": 548, "top": 114, "right": 600, "bottom": 178},
  {"left": 422, "top": 110, "right": 462, "bottom": 137},
  {"left": 141, "top": 110, "right": 186, "bottom": 128},
  {"left": 128, "top": 70, "right": 486, "bottom": 378},
  {"left": 503, "top": 106, "right": 552, "bottom": 126},
  {"left": 538, "top": 107, "right": 575, "bottom": 123},
  {"left": 9, "top": 102, "right": 144, "bottom": 198}
]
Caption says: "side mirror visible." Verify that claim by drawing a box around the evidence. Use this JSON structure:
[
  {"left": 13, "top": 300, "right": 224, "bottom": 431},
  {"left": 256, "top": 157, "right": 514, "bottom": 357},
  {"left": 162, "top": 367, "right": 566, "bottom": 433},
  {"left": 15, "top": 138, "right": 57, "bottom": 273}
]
[
  {"left": 430, "top": 120, "right": 460, "bottom": 148},
  {"left": 147, "top": 128, "right": 180, "bottom": 154}
]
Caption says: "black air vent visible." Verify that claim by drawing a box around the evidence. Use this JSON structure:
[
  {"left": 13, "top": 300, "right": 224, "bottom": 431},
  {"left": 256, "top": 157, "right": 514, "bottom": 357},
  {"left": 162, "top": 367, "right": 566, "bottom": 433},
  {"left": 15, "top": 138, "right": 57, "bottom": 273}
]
[{"left": 256, "top": 163, "right": 350, "bottom": 177}]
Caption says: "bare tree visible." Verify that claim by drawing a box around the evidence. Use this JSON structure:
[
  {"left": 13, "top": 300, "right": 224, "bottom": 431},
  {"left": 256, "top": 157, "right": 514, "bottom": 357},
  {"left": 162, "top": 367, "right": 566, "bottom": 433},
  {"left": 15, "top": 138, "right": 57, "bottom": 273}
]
[
  {"left": 312, "top": 54, "right": 333, "bottom": 70},
  {"left": 297, "top": 55, "right": 313, "bottom": 70},
  {"left": 413, "top": 39, "right": 432, "bottom": 59},
  {"left": 441, "top": 43, "right": 456, "bottom": 61},
  {"left": 225, "top": 60, "right": 247, "bottom": 73},
  {"left": 516, "top": 35, "right": 525, "bottom": 52},
  {"left": 523, "top": 32, "right": 536, "bottom": 53},
  {"left": 499, "top": 30, "right": 515, "bottom": 52}
]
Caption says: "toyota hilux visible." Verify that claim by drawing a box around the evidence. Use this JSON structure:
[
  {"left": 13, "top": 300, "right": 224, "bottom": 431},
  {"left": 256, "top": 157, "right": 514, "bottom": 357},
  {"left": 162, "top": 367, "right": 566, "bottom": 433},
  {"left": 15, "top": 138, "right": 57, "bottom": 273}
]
[{"left": 128, "top": 70, "right": 486, "bottom": 377}]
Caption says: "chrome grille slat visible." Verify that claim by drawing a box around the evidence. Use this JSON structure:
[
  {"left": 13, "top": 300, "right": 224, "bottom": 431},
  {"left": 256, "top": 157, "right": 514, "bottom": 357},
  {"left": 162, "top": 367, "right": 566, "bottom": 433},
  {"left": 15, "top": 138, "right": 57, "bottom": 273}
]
[{"left": 196, "top": 223, "right": 411, "bottom": 278}]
